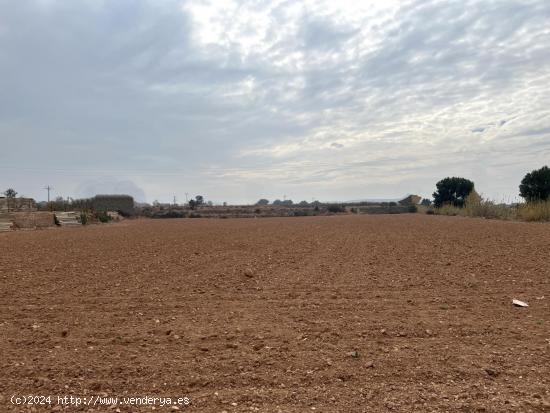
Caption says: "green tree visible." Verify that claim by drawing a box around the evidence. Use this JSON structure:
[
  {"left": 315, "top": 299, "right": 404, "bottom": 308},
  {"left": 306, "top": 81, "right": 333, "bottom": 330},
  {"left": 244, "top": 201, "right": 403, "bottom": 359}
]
[
  {"left": 519, "top": 166, "right": 550, "bottom": 202},
  {"left": 433, "top": 177, "right": 474, "bottom": 208},
  {"left": 420, "top": 198, "right": 432, "bottom": 206},
  {"left": 195, "top": 195, "right": 204, "bottom": 206},
  {"left": 256, "top": 199, "right": 269, "bottom": 206}
]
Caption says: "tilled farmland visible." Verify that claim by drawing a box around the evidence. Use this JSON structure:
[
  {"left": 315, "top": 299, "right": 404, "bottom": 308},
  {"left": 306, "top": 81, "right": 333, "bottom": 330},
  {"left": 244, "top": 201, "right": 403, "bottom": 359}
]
[{"left": 1, "top": 215, "right": 549, "bottom": 412}]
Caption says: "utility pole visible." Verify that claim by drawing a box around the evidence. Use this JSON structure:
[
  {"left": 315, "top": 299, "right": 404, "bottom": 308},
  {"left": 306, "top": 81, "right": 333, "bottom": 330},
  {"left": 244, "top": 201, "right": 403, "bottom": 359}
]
[
  {"left": 173, "top": 195, "right": 177, "bottom": 206},
  {"left": 44, "top": 186, "right": 52, "bottom": 203},
  {"left": 44, "top": 185, "right": 53, "bottom": 212},
  {"left": 185, "top": 192, "right": 189, "bottom": 202}
]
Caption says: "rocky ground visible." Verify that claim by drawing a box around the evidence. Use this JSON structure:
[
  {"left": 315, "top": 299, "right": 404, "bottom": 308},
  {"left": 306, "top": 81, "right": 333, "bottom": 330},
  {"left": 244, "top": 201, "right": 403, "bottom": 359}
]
[{"left": 0, "top": 215, "right": 549, "bottom": 412}]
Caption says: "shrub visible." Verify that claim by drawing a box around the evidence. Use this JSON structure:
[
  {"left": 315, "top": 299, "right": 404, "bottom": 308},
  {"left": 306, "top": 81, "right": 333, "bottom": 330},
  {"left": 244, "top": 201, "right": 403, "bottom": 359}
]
[
  {"left": 97, "top": 212, "right": 111, "bottom": 223},
  {"left": 154, "top": 210, "right": 185, "bottom": 218},
  {"left": 80, "top": 212, "right": 88, "bottom": 225},
  {"left": 435, "top": 204, "right": 462, "bottom": 216},
  {"left": 407, "top": 205, "right": 418, "bottom": 213},
  {"left": 327, "top": 204, "right": 345, "bottom": 213},
  {"left": 189, "top": 212, "right": 202, "bottom": 218}
]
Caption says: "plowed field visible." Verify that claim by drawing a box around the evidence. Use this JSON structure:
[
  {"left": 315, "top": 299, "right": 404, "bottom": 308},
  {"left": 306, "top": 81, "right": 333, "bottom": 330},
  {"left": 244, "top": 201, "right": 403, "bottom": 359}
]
[{"left": 1, "top": 215, "right": 549, "bottom": 412}]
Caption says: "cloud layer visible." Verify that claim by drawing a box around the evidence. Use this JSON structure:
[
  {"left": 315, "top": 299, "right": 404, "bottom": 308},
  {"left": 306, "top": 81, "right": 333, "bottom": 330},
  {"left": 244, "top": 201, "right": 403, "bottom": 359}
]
[{"left": 1, "top": 0, "right": 549, "bottom": 203}]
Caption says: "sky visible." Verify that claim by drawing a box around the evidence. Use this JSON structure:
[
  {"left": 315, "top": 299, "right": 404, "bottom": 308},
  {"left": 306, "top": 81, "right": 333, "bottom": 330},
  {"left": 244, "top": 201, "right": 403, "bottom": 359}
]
[{"left": 1, "top": 0, "right": 549, "bottom": 204}]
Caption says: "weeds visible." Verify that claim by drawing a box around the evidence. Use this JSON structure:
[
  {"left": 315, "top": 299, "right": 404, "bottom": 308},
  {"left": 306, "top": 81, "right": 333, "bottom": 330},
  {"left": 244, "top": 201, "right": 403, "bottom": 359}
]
[
  {"left": 434, "top": 193, "right": 550, "bottom": 222},
  {"left": 462, "top": 192, "right": 515, "bottom": 220},
  {"left": 517, "top": 200, "right": 550, "bottom": 222}
]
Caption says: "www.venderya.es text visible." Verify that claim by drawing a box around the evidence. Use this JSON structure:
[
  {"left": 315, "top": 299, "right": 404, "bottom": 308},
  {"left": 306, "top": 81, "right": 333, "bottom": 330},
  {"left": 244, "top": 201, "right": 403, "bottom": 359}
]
[{"left": 10, "top": 394, "right": 191, "bottom": 407}]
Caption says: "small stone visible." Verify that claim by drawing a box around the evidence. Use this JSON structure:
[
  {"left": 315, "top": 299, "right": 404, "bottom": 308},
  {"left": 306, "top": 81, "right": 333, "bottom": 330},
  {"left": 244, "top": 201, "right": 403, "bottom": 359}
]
[
  {"left": 347, "top": 350, "right": 359, "bottom": 358},
  {"left": 512, "top": 299, "right": 528, "bottom": 307},
  {"left": 485, "top": 368, "right": 499, "bottom": 377},
  {"left": 244, "top": 269, "right": 254, "bottom": 278},
  {"left": 365, "top": 360, "right": 374, "bottom": 368}
]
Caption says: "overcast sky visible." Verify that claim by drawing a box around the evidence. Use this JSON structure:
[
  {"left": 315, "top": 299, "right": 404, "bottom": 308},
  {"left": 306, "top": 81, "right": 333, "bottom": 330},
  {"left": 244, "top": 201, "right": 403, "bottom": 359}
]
[{"left": 1, "top": 0, "right": 549, "bottom": 204}]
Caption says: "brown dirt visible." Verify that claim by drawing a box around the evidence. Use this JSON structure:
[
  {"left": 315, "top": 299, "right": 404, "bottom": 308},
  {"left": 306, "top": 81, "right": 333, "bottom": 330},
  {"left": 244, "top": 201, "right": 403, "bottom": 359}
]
[{"left": 1, "top": 215, "right": 549, "bottom": 412}]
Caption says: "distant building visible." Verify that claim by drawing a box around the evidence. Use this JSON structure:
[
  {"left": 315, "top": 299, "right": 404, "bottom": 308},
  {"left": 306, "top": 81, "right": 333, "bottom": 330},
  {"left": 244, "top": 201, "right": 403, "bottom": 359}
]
[
  {"left": 0, "top": 196, "right": 37, "bottom": 213},
  {"left": 92, "top": 195, "right": 134, "bottom": 216},
  {"left": 398, "top": 194, "right": 421, "bottom": 206}
]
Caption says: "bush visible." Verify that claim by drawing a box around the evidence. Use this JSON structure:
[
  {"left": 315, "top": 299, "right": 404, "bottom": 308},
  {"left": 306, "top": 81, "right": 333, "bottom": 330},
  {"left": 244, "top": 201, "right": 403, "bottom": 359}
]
[
  {"left": 435, "top": 204, "right": 462, "bottom": 216},
  {"left": 189, "top": 212, "right": 202, "bottom": 218},
  {"left": 327, "top": 204, "right": 345, "bottom": 213},
  {"left": 153, "top": 210, "right": 185, "bottom": 219},
  {"left": 97, "top": 212, "right": 111, "bottom": 223},
  {"left": 80, "top": 212, "right": 88, "bottom": 225},
  {"left": 407, "top": 205, "right": 418, "bottom": 213}
]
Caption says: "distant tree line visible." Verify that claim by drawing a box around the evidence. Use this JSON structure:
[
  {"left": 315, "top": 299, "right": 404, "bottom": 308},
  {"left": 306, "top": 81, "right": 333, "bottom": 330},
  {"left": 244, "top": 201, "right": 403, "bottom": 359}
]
[{"left": 256, "top": 198, "right": 316, "bottom": 206}]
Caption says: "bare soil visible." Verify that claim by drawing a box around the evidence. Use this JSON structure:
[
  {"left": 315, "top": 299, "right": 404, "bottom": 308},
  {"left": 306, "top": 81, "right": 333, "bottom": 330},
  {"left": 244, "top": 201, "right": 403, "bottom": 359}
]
[{"left": 1, "top": 215, "right": 549, "bottom": 412}]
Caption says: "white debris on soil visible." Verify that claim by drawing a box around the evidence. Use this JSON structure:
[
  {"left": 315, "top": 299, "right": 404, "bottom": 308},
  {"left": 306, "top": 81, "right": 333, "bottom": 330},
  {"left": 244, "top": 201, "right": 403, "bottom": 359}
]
[{"left": 512, "top": 299, "right": 529, "bottom": 307}]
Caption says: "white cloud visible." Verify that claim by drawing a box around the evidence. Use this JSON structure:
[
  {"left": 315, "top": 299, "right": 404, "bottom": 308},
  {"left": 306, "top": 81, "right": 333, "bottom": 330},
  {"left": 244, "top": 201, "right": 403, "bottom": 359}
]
[{"left": 0, "top": 0, "right": 549, "bottom": 203}]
